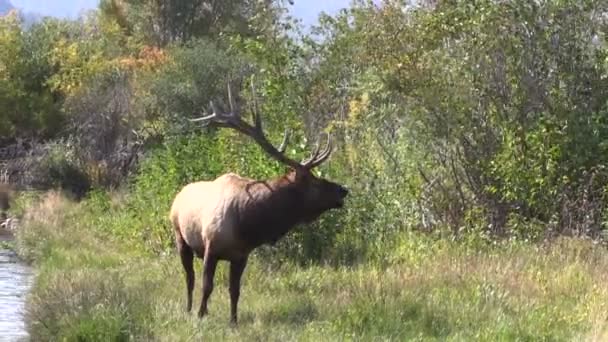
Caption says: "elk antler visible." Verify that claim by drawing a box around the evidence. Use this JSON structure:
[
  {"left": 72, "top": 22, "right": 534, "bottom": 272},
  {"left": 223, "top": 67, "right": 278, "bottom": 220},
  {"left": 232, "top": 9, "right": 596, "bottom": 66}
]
[
  {"left": 190, "top": 81, "right": 333, "bottom": 171},
  {"left": 301, "top": 133, "right": 333, "bottom": 169}
]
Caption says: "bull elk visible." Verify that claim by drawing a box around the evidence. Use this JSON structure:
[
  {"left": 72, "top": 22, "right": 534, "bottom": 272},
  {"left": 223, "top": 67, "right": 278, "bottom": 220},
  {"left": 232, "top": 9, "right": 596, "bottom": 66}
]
[{"left": 169, "top": 85, "right": 349, "bottom": 325}]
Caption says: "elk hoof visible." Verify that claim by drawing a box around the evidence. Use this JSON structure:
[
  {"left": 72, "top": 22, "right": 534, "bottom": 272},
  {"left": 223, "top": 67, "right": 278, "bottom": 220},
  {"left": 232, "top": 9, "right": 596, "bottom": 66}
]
[{"left": 197, "top": 309, "right": 208, "bottom": 319}]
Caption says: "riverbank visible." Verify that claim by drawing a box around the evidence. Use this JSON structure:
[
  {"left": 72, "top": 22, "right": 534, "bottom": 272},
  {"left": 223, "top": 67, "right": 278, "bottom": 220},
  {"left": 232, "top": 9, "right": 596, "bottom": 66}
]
[{"left": 15, "top": 192, "right": 608, "bottom": 341}]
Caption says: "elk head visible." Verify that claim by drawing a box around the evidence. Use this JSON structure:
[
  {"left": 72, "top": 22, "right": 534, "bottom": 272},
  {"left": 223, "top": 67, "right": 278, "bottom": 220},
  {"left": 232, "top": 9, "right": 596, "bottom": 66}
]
[{"left": 190, "top": 83, "right": 349, "bottom": 218}]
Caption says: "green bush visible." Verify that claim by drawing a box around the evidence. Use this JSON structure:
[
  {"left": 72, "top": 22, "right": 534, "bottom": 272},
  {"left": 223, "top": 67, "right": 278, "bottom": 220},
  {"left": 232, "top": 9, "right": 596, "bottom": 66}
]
[
  {"left": 32, "top": 142, "right": 91, "bottom": 199},
  {"left": 135, "top": 38, "right": 248, "bottom": 128}
]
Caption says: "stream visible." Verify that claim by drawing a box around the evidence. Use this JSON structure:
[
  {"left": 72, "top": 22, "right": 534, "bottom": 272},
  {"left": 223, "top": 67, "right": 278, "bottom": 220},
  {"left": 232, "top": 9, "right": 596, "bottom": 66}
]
[{"left": 0, "top": 233, "right": 31, "bottom": 342}]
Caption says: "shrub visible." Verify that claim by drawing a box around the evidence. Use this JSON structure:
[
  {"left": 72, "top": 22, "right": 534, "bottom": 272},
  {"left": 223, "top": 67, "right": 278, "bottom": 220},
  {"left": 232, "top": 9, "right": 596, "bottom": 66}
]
[{"left": 33, "top": 141, "right": 91, "bottom": 199}]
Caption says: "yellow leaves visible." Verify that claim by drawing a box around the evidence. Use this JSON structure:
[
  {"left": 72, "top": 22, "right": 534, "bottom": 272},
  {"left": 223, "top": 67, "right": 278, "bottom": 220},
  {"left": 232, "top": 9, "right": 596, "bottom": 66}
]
[
  {"left": 48, "top": 37, "right": 169, "bottom": 95},
  {"left": 139, "top": 46, "right": 166, "bottom": 62},
  {"left": 0, "top": 9, "right": 20, "bottom": 29},
  {"left": 117, "top": 56, "right": 138, "bottom": 69},
  {"left": 347, "top": 92, "right": 370, "bottom": 127},
  {"left": 67, "top": 43, "right": 79, "bottom": 59},
  {"left": 0, "top": 12, "right": 22, "bottom": 68},
  {"left": 48, "top": 39, "right": 92, "bottom": 94},
  {"left": 117, "top": 46, "right": 168, "bottom": 72}
]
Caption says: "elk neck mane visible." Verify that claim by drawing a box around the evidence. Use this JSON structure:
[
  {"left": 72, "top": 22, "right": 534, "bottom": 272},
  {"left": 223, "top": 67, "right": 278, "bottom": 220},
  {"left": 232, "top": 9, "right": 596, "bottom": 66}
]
[{"left": 233, "top": 172, "right": 321, "bottom": 248}]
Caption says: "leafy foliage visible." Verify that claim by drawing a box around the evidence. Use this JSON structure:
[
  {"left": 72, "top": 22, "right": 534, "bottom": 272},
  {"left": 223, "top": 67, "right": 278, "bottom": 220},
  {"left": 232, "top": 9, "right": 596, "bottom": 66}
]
[
  {"left": 99, "top": 0, "right": 290, "bottom": 46},
  {"left": 0, "top": 14, "right": 64, "bottom": 141},
  {"left": 5, "top": 0, "right": 608, "bottom": 277}
]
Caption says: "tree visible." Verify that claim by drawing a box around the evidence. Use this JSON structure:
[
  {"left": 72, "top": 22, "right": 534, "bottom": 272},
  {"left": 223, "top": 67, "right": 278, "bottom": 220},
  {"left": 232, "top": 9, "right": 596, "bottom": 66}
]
[
  {"left": 99, "top": 0, "right": 293, "bottom": 46},
  {"left": 0, "top": 13, "right": 66, "bottom": 142},
  {"left": 302, "top": 0, "right": 608, "bottom": 239}
]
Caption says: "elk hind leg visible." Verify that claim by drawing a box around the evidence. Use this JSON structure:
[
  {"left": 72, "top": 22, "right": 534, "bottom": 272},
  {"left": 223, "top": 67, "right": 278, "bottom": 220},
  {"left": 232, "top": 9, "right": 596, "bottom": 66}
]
[
  {"left": 175, "top": 231, "right": 195, "bottom": 312},
  {"left": 198, "top": 250, "right": 218, "bottom": 318}
]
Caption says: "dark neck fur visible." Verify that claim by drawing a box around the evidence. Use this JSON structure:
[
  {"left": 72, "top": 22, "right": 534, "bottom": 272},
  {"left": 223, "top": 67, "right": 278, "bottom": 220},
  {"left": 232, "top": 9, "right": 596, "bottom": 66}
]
[{"left": 235, "top": 174, "right": 322, "bottom": 249}]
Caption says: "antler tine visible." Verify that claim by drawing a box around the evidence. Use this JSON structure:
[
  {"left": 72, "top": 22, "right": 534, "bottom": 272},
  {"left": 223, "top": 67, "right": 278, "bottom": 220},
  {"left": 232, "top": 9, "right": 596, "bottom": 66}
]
[
  {"left": 315, "top": 133, "right": 333, "bottom": 162},
  {"left": 250, "top": 78, "right": 263, "bottom": 129},
  {"left": 303, "top": 133, "right": 333, "bottom": 169},
  {"left": 189, "top": 101, "right": 220, "bottom": 123},
  {"left": 277, "top": 129, "right": 290, "bottom": 153},
  {"left": 227, "top": 83, "right": 237, "bottom": 115},
  {"left": 301, "top": 137, "right": 321, "bottom": 166},
  {"left": 189, "top": 113, "right": 216, "bottom": 123}
]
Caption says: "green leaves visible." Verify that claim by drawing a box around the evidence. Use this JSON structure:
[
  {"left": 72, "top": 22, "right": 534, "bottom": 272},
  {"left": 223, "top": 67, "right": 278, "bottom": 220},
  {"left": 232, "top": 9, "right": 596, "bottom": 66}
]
[
  {"left": 99, "top": 0, "right": 285, "bottom": 47},
  {"left": 299, "top": 0, "right": 608, "bottom": 241}
]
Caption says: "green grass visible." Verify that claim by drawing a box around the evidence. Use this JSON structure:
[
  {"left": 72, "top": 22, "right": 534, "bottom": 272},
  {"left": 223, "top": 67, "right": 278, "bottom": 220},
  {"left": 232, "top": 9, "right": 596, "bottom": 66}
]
[{"left": 14, "top": 192, "right": 608, "bottom": 341}]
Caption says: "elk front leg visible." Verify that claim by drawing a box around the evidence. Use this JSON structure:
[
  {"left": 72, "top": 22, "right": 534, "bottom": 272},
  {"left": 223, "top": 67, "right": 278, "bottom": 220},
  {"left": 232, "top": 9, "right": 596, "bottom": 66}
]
[
  {"left": 198, "top": 252, "right": 218, "bottom": 318},
  {"left": 229, "top": 257, "right": 248, "bottom": 325},
  {"left": 179, "top": 243, "right": 195, "bottom": 312}
]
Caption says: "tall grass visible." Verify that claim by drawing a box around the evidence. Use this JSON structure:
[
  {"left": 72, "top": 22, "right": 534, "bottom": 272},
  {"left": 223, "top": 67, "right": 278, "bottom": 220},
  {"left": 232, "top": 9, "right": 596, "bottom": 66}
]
[{"left": 13, "top": 191, "right": 608, "bottom": 341}]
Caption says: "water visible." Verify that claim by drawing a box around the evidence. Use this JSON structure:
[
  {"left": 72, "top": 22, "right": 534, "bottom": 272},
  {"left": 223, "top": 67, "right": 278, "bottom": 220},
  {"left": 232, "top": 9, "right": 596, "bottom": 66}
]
[{"left": 0, "top": 234, "right": 31, "bottom": 342}]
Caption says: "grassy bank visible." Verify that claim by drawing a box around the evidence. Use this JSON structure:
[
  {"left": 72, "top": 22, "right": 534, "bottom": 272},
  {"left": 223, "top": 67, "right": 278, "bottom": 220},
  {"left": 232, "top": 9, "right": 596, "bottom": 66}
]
[{"left": 14, "top": 191, "right": 608, "bottom": 341}]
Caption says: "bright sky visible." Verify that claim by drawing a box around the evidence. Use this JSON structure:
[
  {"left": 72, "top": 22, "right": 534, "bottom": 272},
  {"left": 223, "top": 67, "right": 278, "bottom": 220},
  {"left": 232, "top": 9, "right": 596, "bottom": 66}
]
[
  {"left": 291, "top": 0, "right": 353, "bottom": 26},
  {"left": 10, "top": 0, "right": 355, "bottom": 26},
  {"left": 12, "top": 0, "right": 98, "bottom": 18}
]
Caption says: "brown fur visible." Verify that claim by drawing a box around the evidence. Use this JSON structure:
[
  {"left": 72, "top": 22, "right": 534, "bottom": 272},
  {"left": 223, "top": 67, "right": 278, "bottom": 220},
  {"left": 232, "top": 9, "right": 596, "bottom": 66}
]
[{"left": 170, "top": 169, "right": 348, "bottom": 323}]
